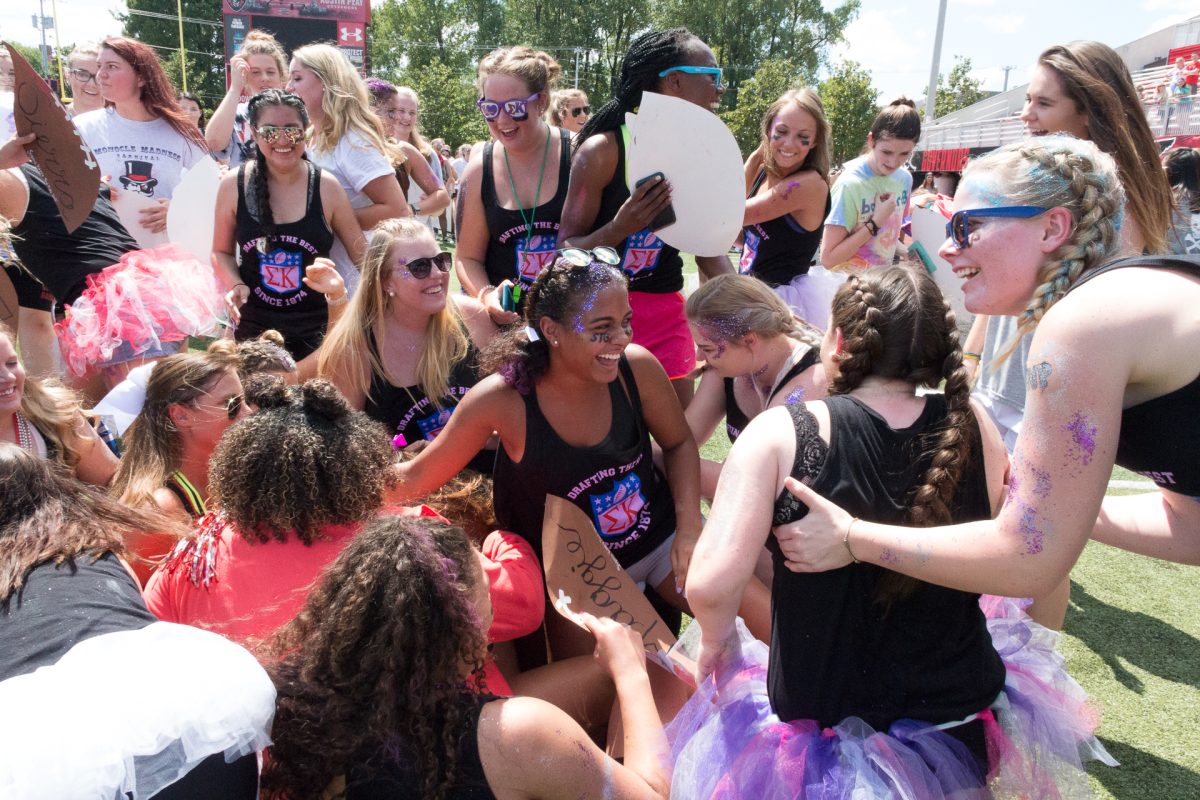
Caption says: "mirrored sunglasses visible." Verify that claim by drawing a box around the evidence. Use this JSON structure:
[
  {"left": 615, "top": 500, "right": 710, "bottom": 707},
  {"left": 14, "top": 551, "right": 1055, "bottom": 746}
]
[
  {"left": 558, "top": 246, "right": 621, "bottom": 267},
  {"left": 477, "top": 93, "right": 540, "bottom": 122},
  {"left": 256, "top": 125, "right": 305, "bottom": 145}
]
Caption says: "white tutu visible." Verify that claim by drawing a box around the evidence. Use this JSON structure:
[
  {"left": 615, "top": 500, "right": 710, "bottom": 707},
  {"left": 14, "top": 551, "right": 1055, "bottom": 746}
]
[
  {"left": 0, "top": 622, "right": 275, "bottom": 799},
  {"left": 773, "top": 266, "right": 847, "bottom": 330}
]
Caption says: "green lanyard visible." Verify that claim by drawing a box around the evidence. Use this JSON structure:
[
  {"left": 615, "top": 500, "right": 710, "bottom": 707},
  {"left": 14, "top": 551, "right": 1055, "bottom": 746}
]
[{"left": 502, "top": 126, "right": 552, "bottom": 257}]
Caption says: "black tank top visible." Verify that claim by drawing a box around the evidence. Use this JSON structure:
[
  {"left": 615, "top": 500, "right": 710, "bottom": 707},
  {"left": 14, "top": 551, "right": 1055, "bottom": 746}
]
[
  {"left": 347, "top": 694, "right": 498, "bottom": 800},
  {"left": 493, "top": 356, "right": 676, "bottom": 569},
  {"left": 234, "top": 161, "right": 335, "bottom": 360},
  {"left": 592, "top": 127, "right": 684, "bottom": 294},
  {"left": 739, "top": 170, "right": 830, "bottom": 287},
  {"left": 481, "top": 128, "right": 571, "bottom": 289},
  {"left": 767, "top": 396, "right": 1005, "bottom": 729},
  {"left": 363, "top": 333, "right": 495, "bottom": 474},
  {"left": 11, "top": 163, "right": 138, "bottom": 304},
  {"left": 723, "top": 344, "right": 821, "bottom": 443},
  {"left": 1065, "top": 254, "right": 1200, "bottom": 495},
  {"left": 0, "top": 552, "right": 156, "bottom": 681}
]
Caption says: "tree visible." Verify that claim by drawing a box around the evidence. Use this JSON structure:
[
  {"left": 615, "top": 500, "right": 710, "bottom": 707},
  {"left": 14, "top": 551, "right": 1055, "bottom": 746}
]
[
  {"left": 818, "top": 59, "right": 878, "bottom": 168},
  {"left": 396, "top": 58, "right": 490, "bottom": 148},
  {"left": 120, "top": 0, "right": 226, "bottom": 106},
  {"left": 721, "top": 59, "right": 804, "bottom": 154},
  {"left": 926, "top": 55, "right": 986, "bottom": 120}
]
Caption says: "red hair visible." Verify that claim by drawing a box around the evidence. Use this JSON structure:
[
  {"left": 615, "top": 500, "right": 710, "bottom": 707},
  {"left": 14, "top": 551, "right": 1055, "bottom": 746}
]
[{"left": 100, "top": 36, "right": 206, "bottom": 149}]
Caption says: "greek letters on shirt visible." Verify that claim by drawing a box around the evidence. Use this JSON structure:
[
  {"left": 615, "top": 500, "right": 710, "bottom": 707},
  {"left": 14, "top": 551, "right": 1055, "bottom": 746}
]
[
  {"left": 241, "top": 235, "right": 321, "bottom": 307},
  {"left": 497, "top": 221, "right": 560, "bottom": 286},
  {"left": 566, "top": 452, "right": 651, "bottom": 548},
  {"left": 622, "top": 229, "right": 666, "bottom": 275}
]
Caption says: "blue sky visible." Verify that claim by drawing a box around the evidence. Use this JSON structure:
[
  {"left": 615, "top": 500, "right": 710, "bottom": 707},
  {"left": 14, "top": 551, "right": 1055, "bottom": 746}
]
[{"left": 3, "top": 0, "right": 1198, "bottom": 103}]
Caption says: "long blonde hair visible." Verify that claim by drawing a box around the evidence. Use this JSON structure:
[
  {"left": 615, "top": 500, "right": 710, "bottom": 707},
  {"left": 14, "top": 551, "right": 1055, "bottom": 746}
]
[
  {"left": 319, "top": 218, "right": 468, "bottom": 409},
  {"left": 395, "top": 86, "right": 434, "bottom": 159},
  {"left": 292, "top": 44, "right": 396, "bottom": 159},
  {"left": 109, "top": 346, "right": 240, "bottom": 509},
  {"left": 1, "top": 324, "right": 93, "bottom": 471}
]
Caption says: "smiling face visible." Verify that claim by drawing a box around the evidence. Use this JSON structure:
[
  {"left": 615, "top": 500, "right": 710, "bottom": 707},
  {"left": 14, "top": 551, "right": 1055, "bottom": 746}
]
[
  {"left": 245, "top": 53, "right": 283, "bottom": 94},
  {"left": 252, "top": 104, "right": 307, "bottom": 170},
  {"left": 67, "top": 53, "right": 104, "bottom": 112},
  {"left": 384, "top": 230, "right": 448, "bottom": 318},
  {"left": 866, "top": 133, "right": 915, "bottom": 177},
  {"left": 546, "top": 280, "right": 632, "bottom": 383},
  {"left": 768, "top": 103, "right": 818, "bottom": 175},
  {"left": 659, "top": 40, "right": 724, "bottom": 113},
  {"left": 96, "top": 47, "right": 142, "bottom": 105},
  {"left": 1021, "top": 64, "right": 1088, "bottom": 139},
  {"left": 937, "top": 179, "right": 1050, "bottom": 315},
  {"left": 0, "top": 332, "right": 26, "bottom": 416},
  {"left": 480, "top": 73, "right": 544, "bottom": 149},
  {"left": 392, "top": 91, "right": 420, "bottom": 141},
  {"left": 286, "top": 59, "right": 325, "bottom": 119},
  {"left": 561, "top": 94, "right": 590, "bottom": 133}
]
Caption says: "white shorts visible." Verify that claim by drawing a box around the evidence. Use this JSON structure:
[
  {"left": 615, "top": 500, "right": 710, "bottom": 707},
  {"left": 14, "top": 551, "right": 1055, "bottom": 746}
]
[{"left": 625, "top": 533, "right": 676, "bottom": 590}]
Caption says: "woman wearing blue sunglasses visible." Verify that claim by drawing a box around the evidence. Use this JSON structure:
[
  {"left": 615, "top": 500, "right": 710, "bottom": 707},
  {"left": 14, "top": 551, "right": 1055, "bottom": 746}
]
[
  {"left": 773, "top": 135, "right": 1200, "bottom": 643},
  {"left": 455, "top": 46, "right": 574, "bottom": 326}
]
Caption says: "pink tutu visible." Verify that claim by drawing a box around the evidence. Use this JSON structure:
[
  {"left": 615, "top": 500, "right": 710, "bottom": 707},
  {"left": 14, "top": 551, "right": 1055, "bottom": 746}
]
[
  {"left": 55, "top": 245, "right": 224, "bottom": 375},
  {"left": 667, "top": 600, "right": 1115, "bottom": 799}
]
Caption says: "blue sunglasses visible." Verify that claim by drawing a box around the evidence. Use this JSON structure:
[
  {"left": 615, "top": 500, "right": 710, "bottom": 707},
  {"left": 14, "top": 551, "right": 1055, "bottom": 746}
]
[
  {"left": 946, "top": 206, "right": 1049, "bottom": 248},
  {"left": 657, "top": 65, "right": 723, "bottom": 90}
]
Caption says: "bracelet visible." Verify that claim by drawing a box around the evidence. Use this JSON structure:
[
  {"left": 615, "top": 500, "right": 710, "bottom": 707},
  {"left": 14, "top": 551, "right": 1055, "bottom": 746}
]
[
  {"left": 864, "top": 219, "right": 879, "bottom": 236},
  {"left": 327, "top": 292, "right": 349, "bottom": 307},
  {"left": 232, "top": 282, "right": 249, "bottom": 290},
  {"left": 477, "top": 284, "right": 497, "bottom": 301},
  {"left": 411, "top": 203, "right": 421, "bottom": 216},
  {"left": 963, "top": 352, "right": 981, "bottom": 362},
  {"left": 843, "top": 518, "right": 861, "bottom": 564}
]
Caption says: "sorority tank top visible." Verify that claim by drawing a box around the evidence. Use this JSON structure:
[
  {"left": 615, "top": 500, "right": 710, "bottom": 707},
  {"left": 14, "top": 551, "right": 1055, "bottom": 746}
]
[
  {"left": 723, "top": 345, "right": 821, "bottom": 443},
  {"left": 347, "top": 694, "right": 499, "bottom": 800},
  {"left": 739, "top": 169, "right": 831, "bottom": 287},
  {"left": 767, "top": 395, "right": 1005, "bottom": 729},
  {"left": 363, "top": 333, "right": 496, "bottom": 475},
  {"left": 481, "top": 128, "right": 572, "bottom": 289},
  {"left": 234, "top": 161, "right": 335, "bottom": 359},
  {"left": 493, "top": 356, "right": 676, "bottom": 569},
  {"left": 1064, "top": 254, "right": 1200, "bottom": 495},
  {"left": 12, "top": 163, "right": 138, "bottom": 304},
  {"left": 592, "top": 126, "right": 684, "bottom": 294}
]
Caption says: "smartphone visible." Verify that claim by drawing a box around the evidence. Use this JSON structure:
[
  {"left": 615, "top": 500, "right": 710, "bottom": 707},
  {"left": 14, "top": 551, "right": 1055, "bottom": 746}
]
[
  {"left": 500, "top": 282, "right": 522, "bottom": 312},
  {"left": 635, "top": 172, "right": 677, "bottom": 232}
]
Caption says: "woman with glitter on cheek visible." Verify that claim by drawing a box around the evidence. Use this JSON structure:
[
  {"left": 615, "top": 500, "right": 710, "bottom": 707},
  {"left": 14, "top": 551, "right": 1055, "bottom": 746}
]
[
  {"left": 773, "top": 135, "right": 1200, "bottom": 638},
  {"left": 388, "top": 252, "right": 767, "bottom": 697},
  {"left": 684, "top": 274, "right": 827, "bottom": 500}
]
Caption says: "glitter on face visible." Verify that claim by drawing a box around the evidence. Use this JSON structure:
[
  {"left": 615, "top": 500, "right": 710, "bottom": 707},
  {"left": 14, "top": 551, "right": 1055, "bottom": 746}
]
[
  {"left": 1064, "top": 411, "right": 1097, "bottom": 466},
  {"left": 567, "top": 263, "right": 621, "bottom": 334}
]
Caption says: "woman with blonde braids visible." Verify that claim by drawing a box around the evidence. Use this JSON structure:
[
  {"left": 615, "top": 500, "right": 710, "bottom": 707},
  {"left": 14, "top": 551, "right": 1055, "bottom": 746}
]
[
  {"left": 776, "top": 137, "right": 1200, "bottom": 632},
  {"left": 287, "top": 45, "right": 409, "bottom": 291},
  {"left": 684, "top": 274, "right": 826, "bottom": 499},
  {"left": 679, "top": 263, "right": 1110, "bottom": 797},
  {"left": 0, "top": 323, "right": 118, "bottom": 486},
  {"left": 319, "top": 218, "right": 500, "bottom": 473}
]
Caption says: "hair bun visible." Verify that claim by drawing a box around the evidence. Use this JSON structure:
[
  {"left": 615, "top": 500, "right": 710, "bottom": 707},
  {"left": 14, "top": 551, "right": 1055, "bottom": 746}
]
[
  {"left": 300, "top": 379, "right": 351, "bottom": 420},
  {"left": 247, "top": 375, "right": 291, "bottom": 409},
  {"left": 890, "top": 96, "right": 916, "bottom": 109}
]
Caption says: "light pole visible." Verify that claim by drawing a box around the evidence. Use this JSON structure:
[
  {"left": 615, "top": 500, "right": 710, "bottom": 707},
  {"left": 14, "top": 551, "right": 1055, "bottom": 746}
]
[
  {"left": 1002, "top": 65, "right": 1016, "bottom": 93},
  {"left": 925, "top": 0, "right": 948, "bottom": 121}
]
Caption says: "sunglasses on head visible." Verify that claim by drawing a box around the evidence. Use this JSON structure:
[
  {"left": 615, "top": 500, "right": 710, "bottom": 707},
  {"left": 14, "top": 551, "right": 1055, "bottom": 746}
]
[
  {"left": 401, "top": 251, "right": 453, "bottom": 279},
  {"left": 558, "top": 246, "right": 621, "bottom": 267},
  {"left": 69, "top": 67, "right": 98, "bottom": 84},
  {"left": 477, "top": 93, "right": 540, "bottom": 122},
  {"left": 256, "top": 125, "right": 305, "bottom": 145},
  {"left": 945, "top": 206, "right": 1049, "bottom": 249},
  {"left": 570, "top": 105, "right": 591, "bottom": 118},
  {"left": 657, "top": 65, "right": 723, "bottom": 89}
]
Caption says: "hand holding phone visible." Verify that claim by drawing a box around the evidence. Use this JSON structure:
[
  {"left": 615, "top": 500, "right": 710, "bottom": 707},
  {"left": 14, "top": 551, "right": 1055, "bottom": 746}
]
[{"left": 629, "top": 171, "right": 676, "bottom": 232}]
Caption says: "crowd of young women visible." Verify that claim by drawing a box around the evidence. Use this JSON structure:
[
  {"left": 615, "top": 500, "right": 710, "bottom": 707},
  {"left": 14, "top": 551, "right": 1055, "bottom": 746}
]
[{"left": 0, "top": 24, "right": 1196, "bottom": 799}]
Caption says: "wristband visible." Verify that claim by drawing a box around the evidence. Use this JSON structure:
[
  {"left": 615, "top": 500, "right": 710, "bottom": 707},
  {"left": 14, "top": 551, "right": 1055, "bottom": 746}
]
[
  {"left": 864, "top": 219, "right": 879, "bottom": 236},
  {"left": 477, "top": 284, "right": 497, "bottom": 301},
  {"left": 963, "top": 352, "right": 981, "bottom": 362},
  {"left": 411, "top": 202, "right": 421, "bottom": 216},
  {"left": 327, "top": 292, "right": 349, "bottom": 307},
  {"left": 843, "top": 518, "right": 861, "bottom": 564}
]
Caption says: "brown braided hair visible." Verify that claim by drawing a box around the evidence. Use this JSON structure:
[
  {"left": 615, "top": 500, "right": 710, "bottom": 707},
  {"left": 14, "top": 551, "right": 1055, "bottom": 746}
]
[
  {"left": 963, "top": 136, "right": 1124, "bottom": 362},
  {"left": 828, "top": 266, "right": 977, "bottom": 606},
  {"left": 259, "top": 514, "right": 487, "bottom": 800}
]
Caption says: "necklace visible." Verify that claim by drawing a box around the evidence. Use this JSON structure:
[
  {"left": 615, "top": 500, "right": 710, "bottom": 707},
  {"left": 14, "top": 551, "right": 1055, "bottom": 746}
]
[
  {"left": 502, "top": 126, "right": 552, "bottom": 258},
  {"left": 12, "top": 412, "right": 34, "bottom": 452}
]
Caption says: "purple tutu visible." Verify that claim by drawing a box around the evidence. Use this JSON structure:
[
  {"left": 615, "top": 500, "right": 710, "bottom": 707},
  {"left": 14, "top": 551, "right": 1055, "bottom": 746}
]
[{"left": 667, "top": 601, "right": 1115, "bottom": 799}]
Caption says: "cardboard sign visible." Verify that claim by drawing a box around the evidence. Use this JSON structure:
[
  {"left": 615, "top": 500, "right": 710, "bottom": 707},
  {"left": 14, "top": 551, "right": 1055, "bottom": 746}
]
[
  {"left": 542, "top": 495, "right": 695, "bottom": 685},
  {"left": 910, "top": 203, "right": 974, "bottom": 331},
  {"left": 167, "top": 158, "right": 221, "bottom": 263},
  {"left": 625, "top": 92, "right": 745, "bottom": 257},
  {"left": 6, "top": 43, "right": 100, "bottom": 233},
  {"left": 0, "top": 267, "right": 18, "bottom": 330}
]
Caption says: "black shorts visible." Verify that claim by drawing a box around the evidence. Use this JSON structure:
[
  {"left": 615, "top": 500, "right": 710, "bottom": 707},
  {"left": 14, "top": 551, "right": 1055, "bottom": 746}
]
[{"left": 4, "top": 263, "right": 54, "bottom": 312}]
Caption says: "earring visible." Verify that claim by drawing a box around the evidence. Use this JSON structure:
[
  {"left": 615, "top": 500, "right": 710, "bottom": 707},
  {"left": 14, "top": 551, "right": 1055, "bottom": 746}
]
[{"left": 387, "top": 290, "right": 395, "bottom": 297}]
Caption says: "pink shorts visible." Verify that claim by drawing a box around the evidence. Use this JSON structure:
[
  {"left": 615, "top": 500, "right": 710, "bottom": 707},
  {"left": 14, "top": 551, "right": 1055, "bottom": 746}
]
[{"left": 629, "top": 290, "right": 695, "bottom": 380}]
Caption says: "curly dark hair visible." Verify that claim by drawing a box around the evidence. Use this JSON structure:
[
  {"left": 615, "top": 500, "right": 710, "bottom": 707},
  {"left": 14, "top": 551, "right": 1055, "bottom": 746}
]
[
  {"left": 479, "top": 257, "right": 627, "bottom": 394},
  {"left": 208, "top": 379, "right": 395, "bottom": 544},
  {"left": 259, "top": 514, "right": 488, "bottom": 800},
  {"left": 0, "top": 444, "right": 180, "bottom": 603},
  {"left": 828, "top": 266, "right": 977, "bottom": 606}
]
